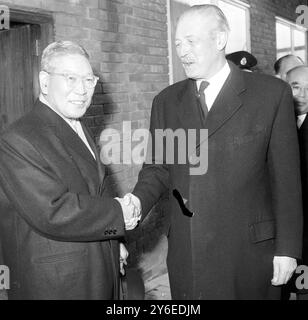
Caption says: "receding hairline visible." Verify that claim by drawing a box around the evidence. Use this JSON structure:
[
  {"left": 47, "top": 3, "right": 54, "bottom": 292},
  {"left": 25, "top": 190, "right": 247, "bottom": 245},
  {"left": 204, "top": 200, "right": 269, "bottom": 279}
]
[
  {"left": 282, "top": 55, "right": 303, "bottom": 66},
  {"left": 274, "top": 54, "right": 303, "bottom": 74},
  {"left": 178, "top": 4, "right": 230, "bottom": 32},
  {"left": 286, "top": 65, "right": 308, "bottom": 81},
  {"left": 40, "top": 40, "right": 90, "bottom": 72}
]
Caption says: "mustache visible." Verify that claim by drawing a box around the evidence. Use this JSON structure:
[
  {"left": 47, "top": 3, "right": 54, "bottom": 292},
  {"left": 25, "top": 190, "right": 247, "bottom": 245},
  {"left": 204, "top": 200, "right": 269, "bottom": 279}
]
[{"left": 181, "top": 58, "right": 195, "bottom": 64}]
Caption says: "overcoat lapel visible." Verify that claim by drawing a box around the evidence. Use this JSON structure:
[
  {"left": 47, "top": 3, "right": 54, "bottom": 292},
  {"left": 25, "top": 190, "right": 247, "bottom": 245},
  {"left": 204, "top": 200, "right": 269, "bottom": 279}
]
[
  {"left": 33, "top": 101, "right": 101, "bottom": 186},
  {"left": 199, "top": 62, "right": 246, "bottom": 147},
  {"left": 33, "top": 101, "right": 95, "bottom": 166},
  {"left": 206, "top": 70, "right": 245, "bottom": 137},
  {"left": 176, "top": 79, "right": 204, "bottom": 132},
  {"left": 81, "top": 121, "right": 106, "bottom": 185},
  {"left": 56, "top": 120, "right": 98, "bottom": 170},
  {"left": 176, "top": 63, "right": 246, "bottom": 146}
]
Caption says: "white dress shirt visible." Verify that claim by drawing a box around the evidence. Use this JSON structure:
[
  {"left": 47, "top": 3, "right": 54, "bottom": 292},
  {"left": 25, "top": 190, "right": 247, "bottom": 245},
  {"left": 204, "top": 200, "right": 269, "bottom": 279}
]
[
  {"left": 297, "top": 114, "right": 307, "bottom": 129},
  {"left": 196, "top": 62, "right": 231, "bottom": 111},
  {"left": 39, "top": 94, "right": 96, "bottom": 159}
]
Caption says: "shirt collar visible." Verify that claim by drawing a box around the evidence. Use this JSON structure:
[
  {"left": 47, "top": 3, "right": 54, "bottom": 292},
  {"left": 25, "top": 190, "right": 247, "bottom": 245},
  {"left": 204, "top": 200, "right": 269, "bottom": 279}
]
[
  {"left": 297, "top": 113, "right": 307, "bottom": 129},
  {"left": 197, "top": 62, "right": 230, "bottom": 91}
]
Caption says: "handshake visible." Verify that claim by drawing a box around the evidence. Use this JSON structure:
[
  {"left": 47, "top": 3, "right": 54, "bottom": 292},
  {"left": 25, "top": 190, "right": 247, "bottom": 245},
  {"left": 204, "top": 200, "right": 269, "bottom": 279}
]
[{"left": 115, "top": 193, "right": 142, "bottom": 230}]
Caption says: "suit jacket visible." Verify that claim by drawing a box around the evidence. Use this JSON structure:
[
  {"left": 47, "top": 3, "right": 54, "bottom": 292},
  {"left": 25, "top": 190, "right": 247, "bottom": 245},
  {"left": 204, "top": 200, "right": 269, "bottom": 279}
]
[
  {"left": 133, "top": 62, "right": 303, "bottom": 300},
  {"left": 298, "top": 116, "right": 308, "bottom": 264},
  {"left": 0, "top": 100, "right": 125, "bottom": 300}
]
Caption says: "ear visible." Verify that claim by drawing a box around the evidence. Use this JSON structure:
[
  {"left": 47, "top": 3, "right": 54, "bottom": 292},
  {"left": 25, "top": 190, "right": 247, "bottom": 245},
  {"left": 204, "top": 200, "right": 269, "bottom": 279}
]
[
  {"left": 39, "top": 71, "right": 49, "bottom": 95},
  {"left": 216, "top": 31, "right": 228, "bottom": 51}
]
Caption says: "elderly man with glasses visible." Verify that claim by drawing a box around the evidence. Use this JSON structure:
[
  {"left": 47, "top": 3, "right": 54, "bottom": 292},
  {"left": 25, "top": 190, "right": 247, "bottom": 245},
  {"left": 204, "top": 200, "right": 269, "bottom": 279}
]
[{"left": 0, "top": 41, "right": 140, "bottom": 300}]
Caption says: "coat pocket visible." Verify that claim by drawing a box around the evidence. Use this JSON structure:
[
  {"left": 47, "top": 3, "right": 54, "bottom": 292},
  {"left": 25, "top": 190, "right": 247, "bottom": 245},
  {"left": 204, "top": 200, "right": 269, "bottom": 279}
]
[
  {"left": 33, "top": 249, "right": 87, "bottom": 264},
  {"left": 31, "top": 249, "right": 88, "bottom": 296},
  {"left": 249, "top": 220, "right": 276, "bottom": 243}
]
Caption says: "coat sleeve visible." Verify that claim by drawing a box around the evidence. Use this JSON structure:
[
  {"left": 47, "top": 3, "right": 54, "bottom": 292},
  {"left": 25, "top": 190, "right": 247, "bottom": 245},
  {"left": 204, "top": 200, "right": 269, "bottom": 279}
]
[
  {"left": 133, "top": 94, "right": 169, "bottom": 217},
  {"left": 267, "top": 82, "right": 303, "bottom": 259},
  {"left": 0, "top": 132, "right": 125, "bottom": 243}
]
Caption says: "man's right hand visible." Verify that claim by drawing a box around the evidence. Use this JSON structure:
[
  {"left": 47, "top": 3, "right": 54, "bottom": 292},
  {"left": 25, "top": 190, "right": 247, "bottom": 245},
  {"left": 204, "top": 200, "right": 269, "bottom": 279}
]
[{"left": 115, "top": 193, "right": 141, "bottom": 230}]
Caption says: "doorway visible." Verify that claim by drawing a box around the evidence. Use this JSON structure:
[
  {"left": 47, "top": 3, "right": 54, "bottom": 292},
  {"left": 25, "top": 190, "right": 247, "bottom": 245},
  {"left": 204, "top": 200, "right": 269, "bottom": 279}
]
[{"left": 0, "top": 9, "right": 53, "bottom": 132}]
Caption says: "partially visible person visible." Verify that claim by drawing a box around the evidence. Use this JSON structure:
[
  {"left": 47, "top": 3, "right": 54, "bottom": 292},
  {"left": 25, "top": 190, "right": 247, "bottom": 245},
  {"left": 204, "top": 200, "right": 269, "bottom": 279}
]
[
  {"left": 274, "top": 54, "right": 303, "bottom": 80},
  {"left": 286, "top": 66, "right": 308, "bottom": 300},
  {"left": 0, "top": 41, "right": 139, "bottom": 300},
  {"left": 226, "top": 50, "right": 257, "bottom": 72}
]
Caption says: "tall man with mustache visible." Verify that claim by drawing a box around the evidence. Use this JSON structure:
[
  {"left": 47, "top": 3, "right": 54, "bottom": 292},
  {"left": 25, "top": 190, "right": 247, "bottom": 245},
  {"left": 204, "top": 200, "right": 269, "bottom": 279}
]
[{"left": 128, "top": 5, "right": 303, "bottom": 299}]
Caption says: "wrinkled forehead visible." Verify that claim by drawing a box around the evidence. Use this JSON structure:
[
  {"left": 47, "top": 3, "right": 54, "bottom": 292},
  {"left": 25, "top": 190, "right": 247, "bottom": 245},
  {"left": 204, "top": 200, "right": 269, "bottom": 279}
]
[
  {"left": 176, "top": 11, "right": 217, "bottom": 38},
  {"left": 49, "top": 53, "right": 93, "bottom": 73},
  {"left": 288, "top": 68, "right": 308, "bottom": 84},
  {"left": 282, "top": 57, "right": 302, "bottom": 73}
]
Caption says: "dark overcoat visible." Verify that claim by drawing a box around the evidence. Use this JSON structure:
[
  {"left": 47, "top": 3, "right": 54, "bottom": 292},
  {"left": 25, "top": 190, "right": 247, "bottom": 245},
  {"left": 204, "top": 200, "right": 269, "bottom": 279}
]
[
  {"left": 0, "top": 101, "right": 124, "bottom": 300},
  {"left": 298, "top": 117, "right": 308, "bottom": 264},
  {"left": 134, "top": 63, "right": 303, "bottom": 300}
]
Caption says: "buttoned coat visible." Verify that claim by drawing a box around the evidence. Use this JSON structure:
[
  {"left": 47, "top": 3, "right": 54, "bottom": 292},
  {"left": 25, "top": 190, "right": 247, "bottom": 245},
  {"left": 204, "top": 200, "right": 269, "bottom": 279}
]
[
  {"left": 0, "top": 101, "right": 124, "bottom": 300},
  {"left": 133, "top": 63, "right": 303, "bottom": 300}
]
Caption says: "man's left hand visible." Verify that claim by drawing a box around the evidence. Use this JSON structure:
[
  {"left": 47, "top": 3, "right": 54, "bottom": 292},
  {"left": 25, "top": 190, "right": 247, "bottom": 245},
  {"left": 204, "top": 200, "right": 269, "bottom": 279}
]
[{"left": 271, "top": 256, "right": 297, "bottom": 286}]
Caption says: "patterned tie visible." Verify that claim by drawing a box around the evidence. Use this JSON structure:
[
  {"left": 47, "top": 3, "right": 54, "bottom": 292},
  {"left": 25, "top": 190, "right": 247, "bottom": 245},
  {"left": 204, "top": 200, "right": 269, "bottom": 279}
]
[{"left": 197, "top": 81, "right": 210, "bottom": 120}]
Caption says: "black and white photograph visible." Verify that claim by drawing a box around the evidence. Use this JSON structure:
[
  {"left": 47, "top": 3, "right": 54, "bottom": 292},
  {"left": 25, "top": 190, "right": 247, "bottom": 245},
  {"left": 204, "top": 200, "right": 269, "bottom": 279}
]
[{"left": 0, "top": 0, "right": 308, "bottom": 305}]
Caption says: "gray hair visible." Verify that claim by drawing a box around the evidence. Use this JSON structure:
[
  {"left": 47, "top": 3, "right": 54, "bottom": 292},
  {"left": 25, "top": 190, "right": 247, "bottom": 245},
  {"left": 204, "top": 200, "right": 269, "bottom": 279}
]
[
  {"left": 41, "top": 40, "right": 89, "bottom": 72},
  {"left": 286, "top": 65, "right": 308, "bottom": 80},
  {"left": 180, "top": 4, "right": 230, "bottom": 34},
  {"left": 274, "top": 54, "right": 304, "bottom": 75}
]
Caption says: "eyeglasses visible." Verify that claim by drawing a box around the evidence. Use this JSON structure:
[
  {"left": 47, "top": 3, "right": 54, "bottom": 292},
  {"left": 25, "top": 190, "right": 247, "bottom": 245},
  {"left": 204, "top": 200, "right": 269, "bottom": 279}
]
[
  {"left": 45, "top": 71, "right": 99, "bottom": 89},
  {"left": 291, "top": 84, "right": 308, "bottom": 96}
]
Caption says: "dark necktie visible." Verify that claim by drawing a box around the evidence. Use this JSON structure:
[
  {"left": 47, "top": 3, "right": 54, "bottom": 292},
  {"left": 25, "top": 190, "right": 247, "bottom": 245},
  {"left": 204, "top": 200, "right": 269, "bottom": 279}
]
[{"left": 197, "top": 81, "right": 210, "bottom": 121}]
